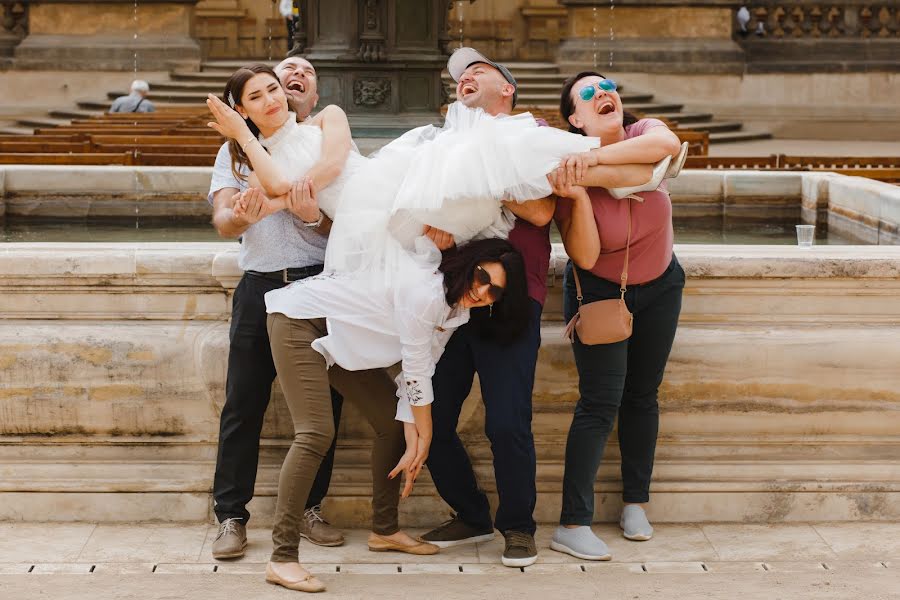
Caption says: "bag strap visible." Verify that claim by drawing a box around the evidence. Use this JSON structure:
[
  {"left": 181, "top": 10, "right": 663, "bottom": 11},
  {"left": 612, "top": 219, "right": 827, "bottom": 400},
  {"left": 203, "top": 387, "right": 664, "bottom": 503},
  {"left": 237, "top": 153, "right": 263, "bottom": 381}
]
[
  {"left": 620, "top": 198, "right": 632, "bottom": 299},
  {"left": 572, "top": 197, "right": 633, "bottom": 306},
  {"left": 132, "top": 97, "right": 145, "bottom": 113}
]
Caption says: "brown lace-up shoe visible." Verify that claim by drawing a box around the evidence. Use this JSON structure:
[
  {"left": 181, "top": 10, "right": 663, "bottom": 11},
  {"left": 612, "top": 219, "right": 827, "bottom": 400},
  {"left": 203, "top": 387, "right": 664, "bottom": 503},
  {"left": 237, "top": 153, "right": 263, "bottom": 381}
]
[
  {"left": 502, "top": 530, "right": 537, "bottom": 568},
  {"left": 212, "top": 518, "right": 247, "bottom": 560},
  {"left": 299, "top": 505, "right": 345, "bottom": 547}
]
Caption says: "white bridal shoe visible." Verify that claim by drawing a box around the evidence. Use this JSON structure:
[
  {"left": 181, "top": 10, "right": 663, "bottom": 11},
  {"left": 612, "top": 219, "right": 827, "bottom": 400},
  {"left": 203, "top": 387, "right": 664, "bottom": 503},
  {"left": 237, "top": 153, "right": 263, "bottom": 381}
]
[
  {"left": 666, "top": 141, "right": 690, "bottom": 180},
  {"left": 608, "top": 141, "right": 689, "bottom": 201},
  {"left": 609, "top": 154, "right": 672, "bottom": 200}
]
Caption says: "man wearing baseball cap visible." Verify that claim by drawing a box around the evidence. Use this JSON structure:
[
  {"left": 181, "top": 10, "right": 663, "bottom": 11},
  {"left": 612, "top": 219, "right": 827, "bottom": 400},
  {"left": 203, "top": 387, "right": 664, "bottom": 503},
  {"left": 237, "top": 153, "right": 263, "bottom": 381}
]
[{"left": 420, "top": 48, "right": 550, "bottom": 568}]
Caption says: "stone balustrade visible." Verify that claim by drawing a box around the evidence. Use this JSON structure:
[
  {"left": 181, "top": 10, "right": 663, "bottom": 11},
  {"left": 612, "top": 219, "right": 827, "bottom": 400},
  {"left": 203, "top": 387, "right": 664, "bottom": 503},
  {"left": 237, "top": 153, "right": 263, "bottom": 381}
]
[{"left": 1, "top": 237, "right": 898, "bottom": 525}]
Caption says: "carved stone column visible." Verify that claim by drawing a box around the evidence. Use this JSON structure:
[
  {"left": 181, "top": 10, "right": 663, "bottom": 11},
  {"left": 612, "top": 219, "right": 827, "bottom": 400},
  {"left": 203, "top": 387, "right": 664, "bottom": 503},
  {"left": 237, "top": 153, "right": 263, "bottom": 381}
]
[
  {"left": 13, "top": 0, "right": 202, "bottom": 71},
  {"left": 290, "top": 0, "right": 450, "bottom": 137}
]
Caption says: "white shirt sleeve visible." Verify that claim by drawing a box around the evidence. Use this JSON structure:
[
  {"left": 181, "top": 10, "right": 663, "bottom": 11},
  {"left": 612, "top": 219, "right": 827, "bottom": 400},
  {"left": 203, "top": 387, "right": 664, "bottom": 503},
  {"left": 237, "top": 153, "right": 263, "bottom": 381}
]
[
  {"left": 394, "top": 376, "right": 415, "bottom": 424},
  {"left": 208, "top": 143, "right": 247, "bottom": 205},
  {"left": 392, "top": 278, "right": 446, "bottom": 414}
]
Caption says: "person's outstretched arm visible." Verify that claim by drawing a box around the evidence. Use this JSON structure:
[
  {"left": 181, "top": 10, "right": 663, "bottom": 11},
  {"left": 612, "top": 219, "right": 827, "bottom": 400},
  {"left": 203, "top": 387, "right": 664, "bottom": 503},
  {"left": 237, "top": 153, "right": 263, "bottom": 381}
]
[{"left": 304, "top": 105, "right": 352, "bottom": 191}]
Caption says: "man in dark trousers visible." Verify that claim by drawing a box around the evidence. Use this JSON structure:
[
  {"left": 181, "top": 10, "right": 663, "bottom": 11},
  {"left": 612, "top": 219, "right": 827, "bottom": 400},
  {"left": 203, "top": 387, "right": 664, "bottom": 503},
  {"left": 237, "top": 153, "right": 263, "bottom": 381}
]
[{"left": 419, "top": 48, "right": 554, "bottom": 568}]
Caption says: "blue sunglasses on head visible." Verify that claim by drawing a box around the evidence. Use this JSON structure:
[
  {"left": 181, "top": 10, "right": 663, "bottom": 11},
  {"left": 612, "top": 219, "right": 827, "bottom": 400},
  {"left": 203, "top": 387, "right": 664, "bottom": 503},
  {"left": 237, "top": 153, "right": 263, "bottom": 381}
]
[{"left": 578, "top": 78, "right": 618, "bottom": 102}]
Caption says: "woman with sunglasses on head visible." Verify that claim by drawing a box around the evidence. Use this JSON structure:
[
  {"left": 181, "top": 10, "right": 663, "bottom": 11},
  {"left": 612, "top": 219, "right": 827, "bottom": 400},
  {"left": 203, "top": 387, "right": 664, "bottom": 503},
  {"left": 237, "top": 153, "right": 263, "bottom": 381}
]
[{"left": 548, "top": 72, "right": 687, "bottom": 562}]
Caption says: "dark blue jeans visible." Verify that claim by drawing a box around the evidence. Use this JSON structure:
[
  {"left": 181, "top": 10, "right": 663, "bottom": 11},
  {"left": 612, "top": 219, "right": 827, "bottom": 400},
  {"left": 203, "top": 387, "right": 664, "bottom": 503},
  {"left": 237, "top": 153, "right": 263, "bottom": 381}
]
[
  {"left": 425, "top": 299, "right": 542, "bottom": 535},
  {"left": 560, "top": 256, "right": 684, "bottom": 525},
  {"left": 213, "top": 272, "right": 343, "bottom": 524}
]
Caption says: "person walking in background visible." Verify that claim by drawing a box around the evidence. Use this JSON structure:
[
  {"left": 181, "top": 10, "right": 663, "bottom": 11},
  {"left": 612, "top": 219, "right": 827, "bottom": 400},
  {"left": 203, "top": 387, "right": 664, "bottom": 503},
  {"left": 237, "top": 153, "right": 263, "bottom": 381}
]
[
  {"left": 109, "top": 80, "right": 155, "bottom": 113},
  {"left": 207, "top": 57, "right": 345, "bottom": 562},
  {"left": 280, "top": 0, "right": 297, "bottom": 49},
  {"left": 549, "top": 71, "right": 686, "bottom": 561}
]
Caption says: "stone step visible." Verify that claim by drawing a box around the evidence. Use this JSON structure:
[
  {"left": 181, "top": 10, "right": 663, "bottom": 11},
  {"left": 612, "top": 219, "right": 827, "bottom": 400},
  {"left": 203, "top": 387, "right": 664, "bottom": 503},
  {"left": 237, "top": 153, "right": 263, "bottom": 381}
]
[
  {"left": 622, "top": 102, "right": 685, "bottom": 114},
  {"left": 76, "top": 99, "right": 202, "bottom": 112},
  {"left": 686, "top": 121, "right": 744, "bottom": 134},
  {"left": 16, "top": 116, "right": 70, "bottom": 129},
  {"left": 709, "top": 131, "right": 774, "bottom": 144},
  {"left": 647, "top": 112, "right": 714, "bottom": 125},
  {"left": 0, "top": 125, "right": 33, "bottom": 136},
  {"left": 107, "top": 90, "right": 212, "bottom": 102},
  {"left": 48, "top": 108, "right": 103, "bottom": 121}
]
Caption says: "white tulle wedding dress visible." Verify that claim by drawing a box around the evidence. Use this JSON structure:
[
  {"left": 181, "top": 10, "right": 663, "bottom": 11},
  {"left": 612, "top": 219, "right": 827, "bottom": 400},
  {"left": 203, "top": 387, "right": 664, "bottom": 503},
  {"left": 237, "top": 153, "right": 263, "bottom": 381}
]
[{"left": 262, "top": 102, "right": 599, "bottom": 419}]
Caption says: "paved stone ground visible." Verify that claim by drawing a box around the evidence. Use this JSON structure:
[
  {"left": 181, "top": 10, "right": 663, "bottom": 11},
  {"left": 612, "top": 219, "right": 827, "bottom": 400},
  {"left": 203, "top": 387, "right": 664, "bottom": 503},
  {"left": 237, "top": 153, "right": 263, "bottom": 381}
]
[{"left": 0, "top": 523, "right": 898, "bottom": 598}]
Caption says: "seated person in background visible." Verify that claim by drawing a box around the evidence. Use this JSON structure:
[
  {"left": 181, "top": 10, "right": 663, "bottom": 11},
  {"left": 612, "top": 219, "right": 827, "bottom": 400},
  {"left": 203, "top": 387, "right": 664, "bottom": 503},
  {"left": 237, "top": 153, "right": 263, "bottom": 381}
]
[{"left": 109, "top": 80, "right": 156, "bottom": 113}]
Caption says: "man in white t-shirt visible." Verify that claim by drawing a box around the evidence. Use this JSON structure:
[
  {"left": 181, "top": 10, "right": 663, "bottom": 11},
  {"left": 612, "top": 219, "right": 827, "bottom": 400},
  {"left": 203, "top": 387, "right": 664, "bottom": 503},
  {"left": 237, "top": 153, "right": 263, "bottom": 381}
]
[{"left": 209, "top": 56, "right": 345, "bottom": 559}]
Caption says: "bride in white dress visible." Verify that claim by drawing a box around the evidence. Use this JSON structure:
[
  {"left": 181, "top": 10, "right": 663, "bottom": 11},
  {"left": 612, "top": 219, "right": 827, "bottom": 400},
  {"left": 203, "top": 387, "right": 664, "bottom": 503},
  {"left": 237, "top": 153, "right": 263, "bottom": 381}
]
[{"left": 205, "top": 65, "right": 606, "bottom": 427}]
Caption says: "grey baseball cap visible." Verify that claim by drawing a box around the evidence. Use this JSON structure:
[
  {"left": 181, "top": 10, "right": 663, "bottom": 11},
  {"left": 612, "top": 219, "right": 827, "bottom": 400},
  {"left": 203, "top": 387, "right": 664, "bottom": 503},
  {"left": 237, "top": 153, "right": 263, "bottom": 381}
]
[{"left": 447, "top": 47, "right": 517, "bottom": 108}]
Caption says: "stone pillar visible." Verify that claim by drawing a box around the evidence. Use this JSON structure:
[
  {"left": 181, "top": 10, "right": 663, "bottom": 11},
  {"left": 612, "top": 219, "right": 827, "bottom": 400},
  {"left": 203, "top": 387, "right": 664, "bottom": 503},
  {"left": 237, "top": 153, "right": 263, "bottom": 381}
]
[
  {"left": 557, "top": 0, "right": 744, "bottom": 74},
  {"left": 13, "top": 0, "right": 202, "bottom": 71},
  {"left": 0, "top": 1, "right": 27, "bottom": 61},
  {"left": 290, "top": 0, "right": 449, "bottom": 137}
]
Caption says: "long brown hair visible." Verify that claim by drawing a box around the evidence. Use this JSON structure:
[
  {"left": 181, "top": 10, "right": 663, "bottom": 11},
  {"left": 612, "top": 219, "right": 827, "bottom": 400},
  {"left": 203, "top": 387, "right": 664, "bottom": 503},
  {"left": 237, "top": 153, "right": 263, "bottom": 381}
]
[
  {"left": 221, "top": 64, "right": 281, "bottom": 182},
  {"left": 559, "top": 71, "right": 638, "bottom": 137}
]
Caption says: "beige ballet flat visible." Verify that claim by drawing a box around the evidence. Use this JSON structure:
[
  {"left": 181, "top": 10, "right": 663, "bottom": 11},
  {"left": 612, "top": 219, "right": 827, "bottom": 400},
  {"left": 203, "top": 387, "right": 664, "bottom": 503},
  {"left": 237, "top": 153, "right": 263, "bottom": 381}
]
[
  {"left": 265, "top": 562, "right": 326, "bottom": 593},
  {"left": 367, "top": 532, "right": 440, "bottom": 555}
]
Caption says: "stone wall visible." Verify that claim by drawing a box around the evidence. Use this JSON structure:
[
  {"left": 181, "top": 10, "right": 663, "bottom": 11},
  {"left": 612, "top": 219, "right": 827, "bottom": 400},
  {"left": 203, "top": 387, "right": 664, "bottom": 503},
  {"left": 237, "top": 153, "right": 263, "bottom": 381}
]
[{"left": 12, "top": 0, "right": 201, "bottom": 71}]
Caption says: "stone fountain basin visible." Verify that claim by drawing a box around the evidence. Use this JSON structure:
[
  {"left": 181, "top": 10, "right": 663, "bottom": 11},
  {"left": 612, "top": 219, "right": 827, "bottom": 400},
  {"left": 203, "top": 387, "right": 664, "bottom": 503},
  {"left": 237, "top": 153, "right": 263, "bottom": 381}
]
[
  {"left": 0, "top": 167, "right": 899, "bottom": 525},
  {"left": 1, "top": 166, "right": 898, "bottom": 244}
]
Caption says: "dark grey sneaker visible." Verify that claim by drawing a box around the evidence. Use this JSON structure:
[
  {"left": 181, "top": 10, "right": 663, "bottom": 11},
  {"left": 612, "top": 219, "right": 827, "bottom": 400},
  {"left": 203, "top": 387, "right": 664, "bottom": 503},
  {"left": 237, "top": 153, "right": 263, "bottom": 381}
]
[
  {"left": 502, "top": 530, "right": 537, "bottom": 568},
  {"left": 211, "top": 518, "right": 247, "bottom": 560},
  {"left": 299, "top": 504, "right": 345, "bottom": 547},
  {"left": 419, "top": 514, "right": 495, "bottom": 548}
]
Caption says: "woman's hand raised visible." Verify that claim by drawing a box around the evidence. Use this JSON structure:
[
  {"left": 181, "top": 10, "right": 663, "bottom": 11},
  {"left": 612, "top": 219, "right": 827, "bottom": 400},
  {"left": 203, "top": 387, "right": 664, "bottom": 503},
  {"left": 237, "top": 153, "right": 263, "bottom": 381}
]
[{"left": 206, "top": 93, "right": 253, "bottom": 142}]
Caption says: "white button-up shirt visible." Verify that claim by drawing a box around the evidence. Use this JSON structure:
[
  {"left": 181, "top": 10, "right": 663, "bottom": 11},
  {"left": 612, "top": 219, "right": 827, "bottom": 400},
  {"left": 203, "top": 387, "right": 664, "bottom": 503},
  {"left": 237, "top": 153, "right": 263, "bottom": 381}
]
[{"left": 265, "top": 252, "right": 470, "bottom": 423}]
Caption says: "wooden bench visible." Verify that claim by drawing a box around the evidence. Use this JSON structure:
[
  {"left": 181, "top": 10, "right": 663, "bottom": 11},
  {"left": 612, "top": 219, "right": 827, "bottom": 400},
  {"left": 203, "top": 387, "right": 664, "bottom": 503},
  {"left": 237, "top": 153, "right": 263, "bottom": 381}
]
[
  {"left": 0, "top": 141, "right": 92, "bottom": 153},
  {"left": 0, "top": 152, "right": 132, "bottom": 165},
  {"left": 89, "top": 135, "right": 223, "bottom": 147},
  {"left": 782, "top": 156, "right": 900, "bottom": 169},
  {"left": 673, "top": 130, "right": 709, "bottom": 157},
  {"left": 834, "top": 168, "right": 900, "bottom": 183},
  {"left": 0, "top": 134, "right": 91, "bottom": 144},
  {"left": 134, "top": 153, "right": 217, "bottom": 167},
  {"left": 35, "top": 127, "right": 220, "bottom": 137},
  {"left": 95, "top": 143, "right": 219, "bottom": 155}
]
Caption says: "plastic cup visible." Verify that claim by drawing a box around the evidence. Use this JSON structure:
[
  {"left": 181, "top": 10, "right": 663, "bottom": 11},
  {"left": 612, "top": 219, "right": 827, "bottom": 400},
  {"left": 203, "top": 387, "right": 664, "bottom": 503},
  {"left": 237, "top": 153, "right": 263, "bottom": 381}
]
[{"left": 796, "top": 224, "right": 815, "bottom": 248}]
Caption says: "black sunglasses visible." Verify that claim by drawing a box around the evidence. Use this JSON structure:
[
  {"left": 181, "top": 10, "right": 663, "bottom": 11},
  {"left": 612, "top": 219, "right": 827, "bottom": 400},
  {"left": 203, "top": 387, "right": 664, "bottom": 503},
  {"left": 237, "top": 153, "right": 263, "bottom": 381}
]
[{"left": 474, "top": 264, "right": 504, "bottom": 302}]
